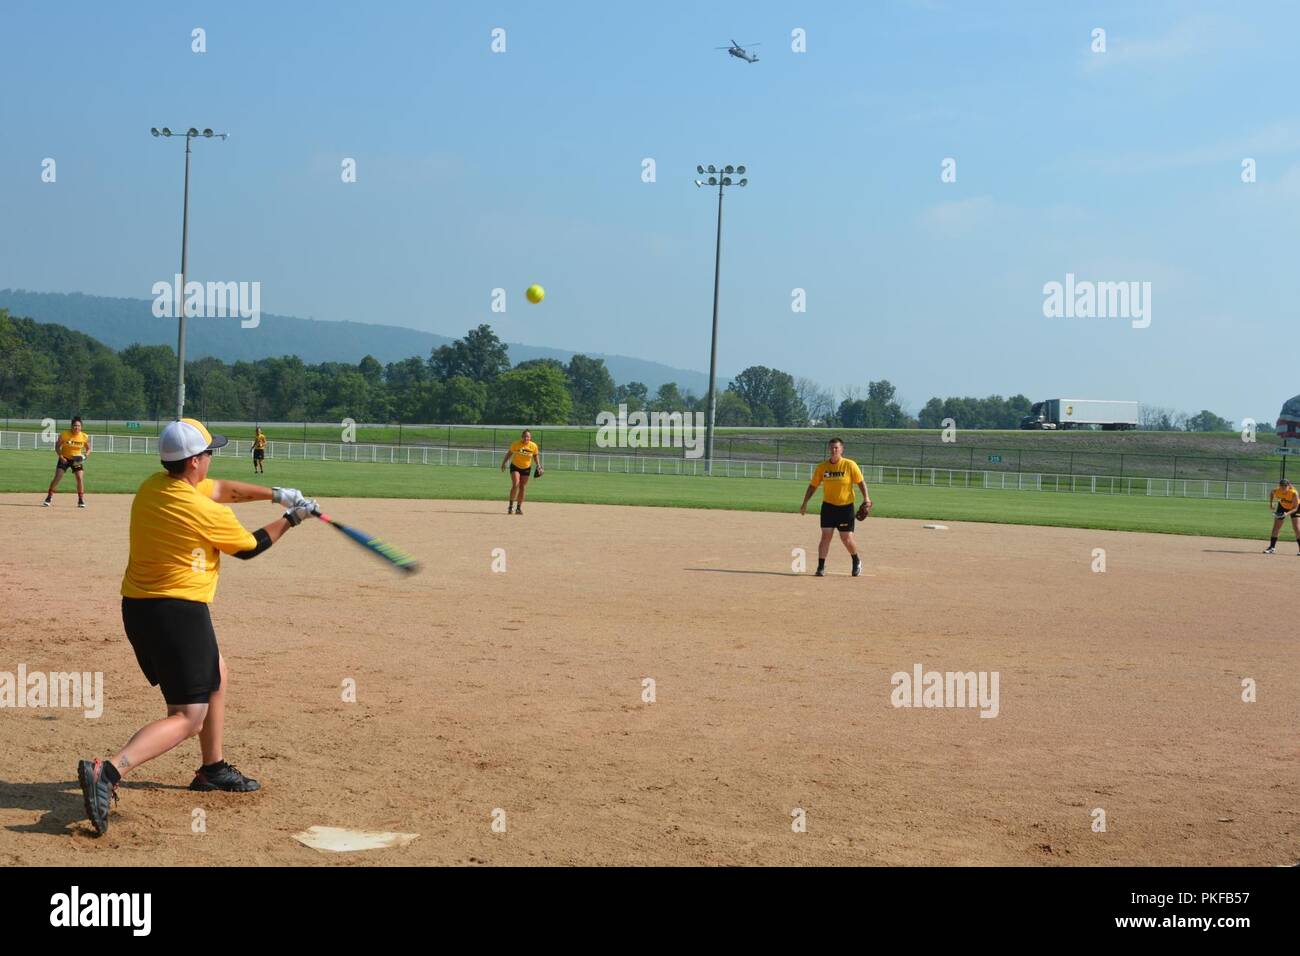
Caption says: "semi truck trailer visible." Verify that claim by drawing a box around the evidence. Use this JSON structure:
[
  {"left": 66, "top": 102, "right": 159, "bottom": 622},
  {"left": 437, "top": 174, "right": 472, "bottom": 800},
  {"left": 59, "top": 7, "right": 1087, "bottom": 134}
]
[{"left": 1019, "top": 399, "right": 1139, "bottom": 430}]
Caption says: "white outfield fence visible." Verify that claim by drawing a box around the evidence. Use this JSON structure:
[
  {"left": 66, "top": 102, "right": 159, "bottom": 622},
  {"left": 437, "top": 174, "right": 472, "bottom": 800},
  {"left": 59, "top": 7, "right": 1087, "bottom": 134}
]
[{"left": 0, "top": 430, "right": 1277, "bottom": 502}]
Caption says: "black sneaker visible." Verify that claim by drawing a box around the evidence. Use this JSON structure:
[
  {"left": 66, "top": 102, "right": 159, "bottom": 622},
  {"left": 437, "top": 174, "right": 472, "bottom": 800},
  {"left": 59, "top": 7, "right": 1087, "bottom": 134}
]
[
  {"left": 78, "top": 500, "right": 86, "bottom": 509},
  {"left": 852, "top": 559, "right": 862, "bottom": 577},
  {"left": 814, "top": 567, "right": 825, "bottom": 577},
  {"left": 42, "top": 497, "right": 52, "bottom": 507},
  {"left": 77, "top": 758, "right": 118, "bottom": 835},
  {"left": 189, "top": 762, "right": 261, "bottom": 792},
  {"left": 507, "top": 504, "right": 513, "bottom": 514},
  {"left": 515, "top": 506, "right": 523, "bottom": 515}
]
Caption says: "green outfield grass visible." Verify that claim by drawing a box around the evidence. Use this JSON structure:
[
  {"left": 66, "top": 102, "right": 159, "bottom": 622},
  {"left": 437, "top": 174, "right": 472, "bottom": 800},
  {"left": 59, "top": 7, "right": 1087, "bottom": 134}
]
[
  {"left": 3, "top": 420, "right": 1283, "bottom": 482},
  {"left": 0, "top": 449, "right": 1277, "bottom": 540}
]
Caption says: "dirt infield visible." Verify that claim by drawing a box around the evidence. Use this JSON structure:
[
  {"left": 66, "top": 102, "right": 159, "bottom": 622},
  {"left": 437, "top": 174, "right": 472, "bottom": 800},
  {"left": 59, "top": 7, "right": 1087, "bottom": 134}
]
[{"left": 0, "top": 493, "right": 1295, "bottom": 866}]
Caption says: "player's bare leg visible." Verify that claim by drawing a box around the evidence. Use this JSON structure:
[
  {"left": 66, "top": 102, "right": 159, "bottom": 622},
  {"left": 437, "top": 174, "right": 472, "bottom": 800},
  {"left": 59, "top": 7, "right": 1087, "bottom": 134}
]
[
  {"left": 74, "top": 467, "right": 86, "bottom": 506},
  {"left": 78, "top": 703, "right": 206, "bottom": 834},
  {"left": 198, "top": 654, "right": 228, "bottom": 765},
  {"left": 818, "top": 528, "right": 833, "bottom": 560},
  {"left": 110, "top": 704, "right": 208, "bottom": 777},
  {"left": 44, "top": 465, "right": 64, "bottom": 504},
  {"left": 1266, "top": 516, "right": 1284, "bottom": 552},
  {"left": 840, "top": 530, "right": 863, "bottom": 576},
  {"left": 515, "top": 473, "right": 529, "bottom": 513},
  {"left": 815, "top": 528, "right": 833, "bottom": 575},
  {"left": 189, "top": 653, "right": 257, "bottom": 791},
  {"left": 508, "top": 470, "right": 521, "bottom": 513}
]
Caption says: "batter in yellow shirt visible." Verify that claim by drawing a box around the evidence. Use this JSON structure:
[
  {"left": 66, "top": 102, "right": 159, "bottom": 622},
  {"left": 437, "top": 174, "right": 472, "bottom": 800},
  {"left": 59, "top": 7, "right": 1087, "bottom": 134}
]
[{"left": 120, "top": 474, "right": 258, "bottom": 603}]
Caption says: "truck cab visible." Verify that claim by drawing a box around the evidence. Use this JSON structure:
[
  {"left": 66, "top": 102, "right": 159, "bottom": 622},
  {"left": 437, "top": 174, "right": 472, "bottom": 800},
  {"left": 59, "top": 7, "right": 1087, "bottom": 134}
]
[{"left": 1020, "top": 402, "right": 1054, "bottom": 429}]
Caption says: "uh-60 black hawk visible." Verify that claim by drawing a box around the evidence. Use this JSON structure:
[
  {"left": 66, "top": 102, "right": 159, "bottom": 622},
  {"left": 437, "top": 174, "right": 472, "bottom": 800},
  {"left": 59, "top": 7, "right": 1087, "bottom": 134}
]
[{"left": 716, "top": 39, "right": 760, "bottom": 63}]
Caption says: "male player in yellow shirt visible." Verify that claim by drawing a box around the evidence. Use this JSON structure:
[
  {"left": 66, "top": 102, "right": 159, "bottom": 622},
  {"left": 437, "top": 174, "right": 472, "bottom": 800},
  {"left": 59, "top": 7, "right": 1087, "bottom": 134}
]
[
  {"left": 1264, "top": 477, "right": 1300, "bottom": 554},
  {"left": 42, "top": 415, "right": 92, "bottom": 508},
  {"left": 500, "top": 428, "right": 543, "bottom": 515},
  {"left": 76, "top": 418, "right": 318, "bottom": 836},
  {"left": 252, "top": 427, "right": 268, "bottom": 474},
  {"left": 799, "top": 437, "right": 871, "bottom": 577}
]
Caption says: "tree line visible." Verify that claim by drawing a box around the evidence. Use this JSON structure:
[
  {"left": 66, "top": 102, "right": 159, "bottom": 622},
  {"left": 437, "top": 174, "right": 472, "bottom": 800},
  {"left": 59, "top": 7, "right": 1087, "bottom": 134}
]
[{"left": 0, "top": 309, "right": 1242, "bottom": 431}]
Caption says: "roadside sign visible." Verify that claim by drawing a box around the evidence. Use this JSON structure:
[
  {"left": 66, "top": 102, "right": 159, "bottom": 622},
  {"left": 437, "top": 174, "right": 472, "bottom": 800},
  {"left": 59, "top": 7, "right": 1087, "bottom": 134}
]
[
  {"left": 988, "top": 454, "right": 1002, "bottom": 463},
  {"left": 1275, "top": 447, "right": 1297, "bottom": 455},
  {"left": 126, "top": 422, "right": 141, "bottom": 430}
]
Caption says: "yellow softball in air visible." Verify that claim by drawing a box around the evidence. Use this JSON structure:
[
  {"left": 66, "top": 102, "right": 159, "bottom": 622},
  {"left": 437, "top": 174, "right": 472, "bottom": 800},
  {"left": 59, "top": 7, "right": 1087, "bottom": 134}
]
[{"left": 526, "top": 284, "right": 545, "bottom": 304}]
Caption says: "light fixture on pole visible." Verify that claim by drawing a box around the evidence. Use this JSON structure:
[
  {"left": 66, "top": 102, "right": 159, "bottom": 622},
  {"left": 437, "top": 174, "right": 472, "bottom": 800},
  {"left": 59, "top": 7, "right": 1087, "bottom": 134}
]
[
  {"left": 694, "top": 163, "right": 747, "bottom": 475},
  {"left": 151, "top": 126, "right": 229, "bottom": 420}
]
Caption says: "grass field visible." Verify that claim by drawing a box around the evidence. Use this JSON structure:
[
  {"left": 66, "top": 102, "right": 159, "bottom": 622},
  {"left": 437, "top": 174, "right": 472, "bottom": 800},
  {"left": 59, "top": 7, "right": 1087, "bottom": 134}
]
[
  {"left": 1, "top": 448, "right": 1280, "bottom": 540},
  {"left": 4, "top": 420, "right": 1284, "bottom": 482}
]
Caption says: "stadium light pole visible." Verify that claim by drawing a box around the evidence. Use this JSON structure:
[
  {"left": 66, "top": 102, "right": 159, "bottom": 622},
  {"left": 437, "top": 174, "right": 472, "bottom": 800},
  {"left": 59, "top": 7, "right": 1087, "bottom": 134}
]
[
  {"left": 694, "top": 164, "right": 747, "bottom": 475},
  {"left": 151, "top": 127, "right": 228, "bottom": 420}
]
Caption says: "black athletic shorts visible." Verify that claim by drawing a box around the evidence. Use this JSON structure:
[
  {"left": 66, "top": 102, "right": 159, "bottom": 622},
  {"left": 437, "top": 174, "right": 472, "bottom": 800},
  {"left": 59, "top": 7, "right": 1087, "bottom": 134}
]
[
  {"left": 252, "top": 449, "right": 265, "bottom": 460},
  {"left": 1275, "top": 504, "right": 1295, "bottom": 518},
  {"left": 56, "top": 456, "right": 84, "bottom": 472},
  {"left": 121, "top": 597, "right": 221, "bottom": 705},
  {"left": 510, "top": 463, "right": 531, "bottom": 476},
  {"left": 820, "top": 502, "right": 855, "bottom": 531}
]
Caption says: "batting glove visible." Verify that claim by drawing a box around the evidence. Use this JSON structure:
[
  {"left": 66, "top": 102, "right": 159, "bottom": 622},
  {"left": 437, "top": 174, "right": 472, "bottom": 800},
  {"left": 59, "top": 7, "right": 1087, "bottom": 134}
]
[
  {"left": 272, "top": 487, "right": 307, "bottom": 508},
  {"left": 282, "top": 501, "right": 316, "bottom": 527}
]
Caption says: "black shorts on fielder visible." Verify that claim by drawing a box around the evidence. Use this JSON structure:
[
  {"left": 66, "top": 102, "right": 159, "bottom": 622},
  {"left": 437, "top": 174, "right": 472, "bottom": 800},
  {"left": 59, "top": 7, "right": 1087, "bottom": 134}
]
[
  {"left": 1275, "top": 505, "right": 1295, "bottom": 518},
  {"left": 510, "top": 463, "right": 531, "bottom": 476},
  {"left": 121, "top": 597, "right": 221, "bottom": 705},
  {"left": 56, "top": 456, "right": 84, "bottom": 473},
  {"left": 820, "top": 502, "right": 855, "bottom": 531},
  {"left": 252, "top": 449, "right": 265, "bottom": 460}
]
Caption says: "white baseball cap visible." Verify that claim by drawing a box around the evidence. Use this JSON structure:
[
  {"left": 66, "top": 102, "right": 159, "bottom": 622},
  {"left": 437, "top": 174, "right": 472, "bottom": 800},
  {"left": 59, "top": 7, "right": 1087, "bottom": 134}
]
[{"left": 159, "top": 418, "right": 228, "bottom": 462}]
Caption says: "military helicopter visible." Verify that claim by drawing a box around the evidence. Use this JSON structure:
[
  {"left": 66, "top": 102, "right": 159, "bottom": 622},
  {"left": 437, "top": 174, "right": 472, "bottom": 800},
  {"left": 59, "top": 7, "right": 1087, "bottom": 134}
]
[{"left": 716, "top": 39, "right": 760, "bottom": 63}]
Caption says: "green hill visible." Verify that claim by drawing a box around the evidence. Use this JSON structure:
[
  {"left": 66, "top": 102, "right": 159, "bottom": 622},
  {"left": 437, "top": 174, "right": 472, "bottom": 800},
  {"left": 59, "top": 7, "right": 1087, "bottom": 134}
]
[{"left": 0, "top": 289, "right": 713, "bottom": 393}]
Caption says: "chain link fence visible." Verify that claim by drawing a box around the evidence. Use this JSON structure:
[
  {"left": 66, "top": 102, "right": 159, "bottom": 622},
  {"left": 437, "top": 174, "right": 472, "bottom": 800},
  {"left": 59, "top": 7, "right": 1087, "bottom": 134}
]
[
  {"left": 1, "top": 416, "right": 1285, "bottom": 482},
  {"left": 1, "top": 429, "right": 1279, "bottom": 502}
]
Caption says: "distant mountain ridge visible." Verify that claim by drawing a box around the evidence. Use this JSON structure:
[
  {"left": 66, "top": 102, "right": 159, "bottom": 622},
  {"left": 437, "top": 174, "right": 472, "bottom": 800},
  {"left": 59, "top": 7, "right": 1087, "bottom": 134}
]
[{"left": 0, "top": 289, "right": 714, "bottom": 395}]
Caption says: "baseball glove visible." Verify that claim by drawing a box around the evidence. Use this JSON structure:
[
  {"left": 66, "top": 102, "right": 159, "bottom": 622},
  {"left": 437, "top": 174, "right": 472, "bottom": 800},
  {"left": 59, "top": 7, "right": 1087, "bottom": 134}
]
[
  {"left": 533, "top": 464, "right": 543, "bottom": 478},
  {"left": 855, "top": 501, "right": 870, "bottom": 521}
]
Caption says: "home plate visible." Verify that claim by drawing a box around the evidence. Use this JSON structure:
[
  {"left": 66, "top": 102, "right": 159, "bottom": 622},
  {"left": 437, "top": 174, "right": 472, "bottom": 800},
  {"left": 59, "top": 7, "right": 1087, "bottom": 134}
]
[
  {"left": 292, "top": 826, "right": 419, "bottom": 853},
  {"left": 922, "top": 524, "right": 949, "bottom": 530}
]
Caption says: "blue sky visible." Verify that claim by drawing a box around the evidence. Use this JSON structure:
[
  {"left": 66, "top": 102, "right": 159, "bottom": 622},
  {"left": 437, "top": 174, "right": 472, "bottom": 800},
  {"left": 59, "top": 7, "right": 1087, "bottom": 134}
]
[{"left": 2, "top": 0, "right": 1297, "bottom": 423}]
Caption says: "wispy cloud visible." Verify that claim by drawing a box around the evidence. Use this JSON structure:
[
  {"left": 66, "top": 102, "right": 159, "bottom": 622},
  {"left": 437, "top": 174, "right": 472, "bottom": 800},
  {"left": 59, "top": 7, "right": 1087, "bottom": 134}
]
[
  {"left": 1080, "top": 121, "right": 1300, "bottom": 175},
  {"left": 918, "top": 195, "right": 998, "bottom": 238},
  {"left": 1083, "top": 14, "right": 1247, "bottom": 72}
]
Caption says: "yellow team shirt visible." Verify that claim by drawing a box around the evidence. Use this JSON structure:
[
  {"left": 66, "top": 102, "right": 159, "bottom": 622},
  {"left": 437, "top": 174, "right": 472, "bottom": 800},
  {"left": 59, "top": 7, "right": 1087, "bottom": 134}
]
[
  {"left": 121, "top": 474, "right": 258, "bottom": 603},
  {"left": 253, "top": 434, "right": 267, "bottom": 450},
  {"left": 58, "top": 430, "right": 90, "bottom": 460},
  {"left": 509, "top": 440, "right": 539, "bottom": 469},
  {"left": 1271, "top": 486, "right": 1299, "bottom": 511},
  {"left": 810, "top": 457, "right": 864, "bottom": 507}
]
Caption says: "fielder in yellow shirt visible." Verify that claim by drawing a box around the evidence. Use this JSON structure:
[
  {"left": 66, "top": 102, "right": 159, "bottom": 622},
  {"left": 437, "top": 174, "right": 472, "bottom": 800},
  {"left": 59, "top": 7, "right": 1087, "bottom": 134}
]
[
  {"left": 43, "top": 415, "right": 92, "bottom": 508},
  {"left": 252, "top": 427, "right": 268, "bottom": 474},
  {"left": 1264, "top": 478, "right": 1300, "bottom": 554},
  {"left": 799, "top": 437, "right": 871, "bottom": 577},
  {"left": 77, "top": 418, "right": 319, "bottom": 836},
  {"left": 499, "top": 428, "right": 543, "bottom": 515}
]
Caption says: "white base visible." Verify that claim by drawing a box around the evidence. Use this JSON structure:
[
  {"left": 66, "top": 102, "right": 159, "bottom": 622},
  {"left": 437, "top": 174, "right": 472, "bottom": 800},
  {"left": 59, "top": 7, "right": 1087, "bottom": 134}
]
[{"left": 292, "top": 825, "right": 420, "bottom": 853}]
